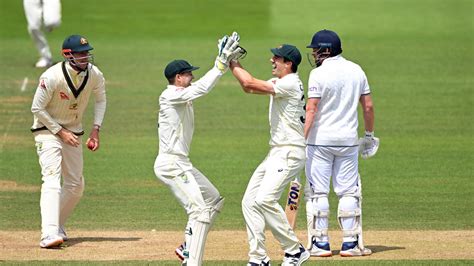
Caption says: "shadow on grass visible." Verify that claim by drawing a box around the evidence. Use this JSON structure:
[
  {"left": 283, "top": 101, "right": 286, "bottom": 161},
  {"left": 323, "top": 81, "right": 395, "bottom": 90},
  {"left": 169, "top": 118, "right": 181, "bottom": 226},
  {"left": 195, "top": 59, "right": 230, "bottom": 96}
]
[
  {"left": 64, "top": 237, "right": 141, "bottom": 247},
  {"left": 332, "top": 245, "right": 405, "bottom": 255}
]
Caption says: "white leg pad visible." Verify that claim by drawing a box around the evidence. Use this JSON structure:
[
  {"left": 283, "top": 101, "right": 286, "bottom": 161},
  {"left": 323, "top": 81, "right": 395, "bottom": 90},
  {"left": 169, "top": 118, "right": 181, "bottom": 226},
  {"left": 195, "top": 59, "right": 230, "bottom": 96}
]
[
  {"left": 308, "top": 195, "right": 330, "bottom": 242},
  {"left": 337, "top": 196, "right": 360, "bottom": 242},
  {"left": 186, "top": 198, "right": 224, "bottom": 266}
]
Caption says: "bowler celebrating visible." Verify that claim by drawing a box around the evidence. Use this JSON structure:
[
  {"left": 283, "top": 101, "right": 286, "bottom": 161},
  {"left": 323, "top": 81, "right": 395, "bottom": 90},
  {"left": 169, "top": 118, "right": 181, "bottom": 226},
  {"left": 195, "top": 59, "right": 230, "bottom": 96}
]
[{"left": 230, "top": 44, "right": 309, "bottom": 266}]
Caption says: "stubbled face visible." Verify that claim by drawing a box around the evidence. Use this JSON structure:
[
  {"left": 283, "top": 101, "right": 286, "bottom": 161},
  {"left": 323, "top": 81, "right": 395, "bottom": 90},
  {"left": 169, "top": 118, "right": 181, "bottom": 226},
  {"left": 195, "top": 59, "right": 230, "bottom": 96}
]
[
  {"left": 175, "top": 72, "right": 194, "bottom": 88},
  {"left": 270, "top": 55, "right": 288, "bottom": 78},
  {"left": 64, "top": 51, "right": 92, "bottom": 71}
]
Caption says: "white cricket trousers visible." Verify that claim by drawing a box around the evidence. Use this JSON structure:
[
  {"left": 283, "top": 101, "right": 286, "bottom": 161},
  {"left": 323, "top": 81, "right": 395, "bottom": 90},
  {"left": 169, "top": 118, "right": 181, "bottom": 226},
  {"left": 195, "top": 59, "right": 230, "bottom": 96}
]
[
  {"left": 34, "top": 131, "right": 84, "bottom": 239},
  {"left": 154, "top": 154, "right": 221, "bottom": 266},
  {"left": 242, "top": 145, "right": 305, "bottom": 263},
  {"left": 23, "top": 0, "right": 61, "bottom": 60},
  {"left": 305, "top": 145, "right": 360, "bottom": 242}
]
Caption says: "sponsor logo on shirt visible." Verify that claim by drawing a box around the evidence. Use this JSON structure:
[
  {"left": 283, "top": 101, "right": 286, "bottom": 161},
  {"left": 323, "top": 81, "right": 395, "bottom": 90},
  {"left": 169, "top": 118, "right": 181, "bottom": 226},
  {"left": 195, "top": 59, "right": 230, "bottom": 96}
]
[
  {"left": 309, "top": 86, "right": 317, "bottom": 92},
  {"left": 59, "top": 92, "right": 70, "bottom": 100},
  {"left": 69, "top": 103, "right": 78, "bottom": 110},
  {"left": 40, "top": 79, "right": 47, "bottom": 89}
]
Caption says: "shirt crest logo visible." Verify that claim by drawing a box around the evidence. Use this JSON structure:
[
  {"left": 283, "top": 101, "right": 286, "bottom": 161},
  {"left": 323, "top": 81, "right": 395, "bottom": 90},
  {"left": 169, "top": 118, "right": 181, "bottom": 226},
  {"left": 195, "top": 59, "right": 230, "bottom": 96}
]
[{"left": 59, "top": 92, "right": 70, "bottom": 100}]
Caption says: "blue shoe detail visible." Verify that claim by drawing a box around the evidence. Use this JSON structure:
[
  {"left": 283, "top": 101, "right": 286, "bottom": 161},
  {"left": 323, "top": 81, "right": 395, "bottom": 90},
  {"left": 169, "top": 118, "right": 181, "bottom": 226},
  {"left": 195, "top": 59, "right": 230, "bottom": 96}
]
[
  {"left": 341, "top": 241, "right": 358, "bottom": 251},
  {"left": 315, "top": 241, "right": 331, "bottom": 251}
]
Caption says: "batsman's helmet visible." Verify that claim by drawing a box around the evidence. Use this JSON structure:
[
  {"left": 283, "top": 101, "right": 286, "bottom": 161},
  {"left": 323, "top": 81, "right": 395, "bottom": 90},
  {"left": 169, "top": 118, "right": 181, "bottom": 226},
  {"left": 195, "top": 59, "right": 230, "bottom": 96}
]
[
  {"left": 62, "top": 35, "right": 94, "bottom": 54},
  {"left": 307, "top": 29, "right": 342, "bottom": 56}
]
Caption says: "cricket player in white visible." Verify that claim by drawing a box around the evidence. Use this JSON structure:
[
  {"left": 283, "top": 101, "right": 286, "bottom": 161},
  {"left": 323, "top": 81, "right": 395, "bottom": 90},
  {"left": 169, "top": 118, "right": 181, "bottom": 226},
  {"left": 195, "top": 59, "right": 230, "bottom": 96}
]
[
  {"left": 229, "top": 44, "right": 310, "bottom": 266},
  {"left": 23, "top": 0, "right": 61, "bottom": 68},
  {"left": 153, "top": 34, "right": 243, "bottom": 266},
  {"left": 31, "top": 34, "right": 106, "bottom": 248},
  {"left": 304, "top": 29, "right": 378, "bottom": 257}
]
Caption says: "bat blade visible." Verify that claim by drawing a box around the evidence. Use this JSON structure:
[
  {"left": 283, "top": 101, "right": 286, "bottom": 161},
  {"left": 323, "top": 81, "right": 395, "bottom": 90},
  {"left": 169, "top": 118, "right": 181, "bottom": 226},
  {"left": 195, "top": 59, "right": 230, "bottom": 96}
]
[{"left": 285, "top": 178, "right": 302, "bottom": 229}]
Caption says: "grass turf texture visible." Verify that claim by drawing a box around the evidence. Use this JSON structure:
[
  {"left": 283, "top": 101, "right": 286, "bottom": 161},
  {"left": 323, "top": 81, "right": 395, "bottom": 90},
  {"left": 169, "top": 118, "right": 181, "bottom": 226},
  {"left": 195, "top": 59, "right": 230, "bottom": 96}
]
[
  {"left": 0, "top": 0, "right": 473, "bottom": 264},
  {"left": 3, "top": 261, "right": 474, "bottom": 265}
]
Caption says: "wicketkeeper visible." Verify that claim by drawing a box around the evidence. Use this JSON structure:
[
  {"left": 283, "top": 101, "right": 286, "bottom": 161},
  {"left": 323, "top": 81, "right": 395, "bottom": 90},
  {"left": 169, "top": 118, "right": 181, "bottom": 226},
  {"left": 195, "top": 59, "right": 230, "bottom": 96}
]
[
  {"left": 153, "top": 33, "right": 243, "bottom": 266},
  {"left": 304, "top": 29, "right": 379, "bottom": 257}
]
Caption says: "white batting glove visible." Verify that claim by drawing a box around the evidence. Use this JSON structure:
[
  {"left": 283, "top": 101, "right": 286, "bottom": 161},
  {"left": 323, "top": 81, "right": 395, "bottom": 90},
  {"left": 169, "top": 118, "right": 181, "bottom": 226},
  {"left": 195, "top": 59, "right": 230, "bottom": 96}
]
[
  {"left": 359, "top": 131, "right": 380, "bottom": 159},
  {"left": 215, "top": 34, "right": 239, "bottom": 72}
]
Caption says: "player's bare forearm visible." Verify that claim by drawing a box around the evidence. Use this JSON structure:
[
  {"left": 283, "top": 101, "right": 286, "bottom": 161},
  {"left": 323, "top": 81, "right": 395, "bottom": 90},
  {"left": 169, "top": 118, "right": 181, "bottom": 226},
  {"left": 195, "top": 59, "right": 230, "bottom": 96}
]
[
  {"left": 230, "top": 61, "right": 274, "bottom": 95},
  {"left": 360, "top": 95, "right": 374, "bottom": 132},
  {"left": 304, "top": 112, "right": 315, "bottom": 139},
  {"left": 304, "top": 98, "right": 319, "bottom": 139}
]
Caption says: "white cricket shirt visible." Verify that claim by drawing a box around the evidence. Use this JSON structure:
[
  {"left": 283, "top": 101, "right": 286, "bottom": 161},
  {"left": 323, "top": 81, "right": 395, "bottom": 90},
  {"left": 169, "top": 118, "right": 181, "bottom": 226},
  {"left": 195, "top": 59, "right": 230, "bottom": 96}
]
[
  {"left": 158, "top": 66, "right": 223, "bottom": 157},
  {"left": 31, "top": 62, "right": 106, "bottom": 134},
  {"left": 268, "top": 73, "right": 305, "bottom": 147},
  {"left": 306, "top": 55, "right": 370, "bottom": 146}
]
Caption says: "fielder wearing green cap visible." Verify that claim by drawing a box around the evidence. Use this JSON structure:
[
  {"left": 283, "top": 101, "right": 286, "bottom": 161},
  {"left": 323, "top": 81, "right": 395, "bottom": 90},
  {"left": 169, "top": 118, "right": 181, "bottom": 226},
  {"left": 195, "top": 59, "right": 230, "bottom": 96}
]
[
  {"left": 228, "top": 43, "right": 310, "bottom": 265},
  {"left": 30, "top": 34, "right": 106, "bottom": 248},
  {"left": 153, "top": 33, "right": 244, "bottom": 266}
]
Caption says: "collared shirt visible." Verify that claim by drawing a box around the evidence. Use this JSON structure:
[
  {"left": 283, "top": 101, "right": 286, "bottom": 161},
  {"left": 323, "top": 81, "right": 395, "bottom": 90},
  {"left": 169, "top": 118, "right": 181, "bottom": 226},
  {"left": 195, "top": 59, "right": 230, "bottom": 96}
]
[
  {"left": 31, "top": 62, "right": 106, "bottom": 134},
  {"left": 306, "top": 55, "right": 370, "bottom": 146},
  {"left": 158, "top": 66, "right": 222, "bottom": 157},
  {"left": 267, "top": 73, "right": 305, "bottom": 147}
]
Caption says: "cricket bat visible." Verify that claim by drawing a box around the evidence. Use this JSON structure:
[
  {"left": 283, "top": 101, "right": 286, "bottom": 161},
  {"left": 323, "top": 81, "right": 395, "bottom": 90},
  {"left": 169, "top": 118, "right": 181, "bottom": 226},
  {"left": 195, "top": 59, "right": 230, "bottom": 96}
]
[{"left": 285, "top": 177, "right": 302, "bottom": 229}]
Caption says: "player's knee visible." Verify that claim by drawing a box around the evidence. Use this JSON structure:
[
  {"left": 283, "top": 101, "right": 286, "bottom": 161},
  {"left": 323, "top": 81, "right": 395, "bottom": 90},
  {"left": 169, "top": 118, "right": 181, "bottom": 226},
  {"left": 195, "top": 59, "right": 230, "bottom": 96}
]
[
  {"left": 338, "top": 196, "right": 358, "bottom": 211},
  {"left": 242, "top": 192, "right": 256, "bottom": 209},
  {"left": 314, "top": 195, "right": 329, "bottom": 210},
  {"left": 254, "top": 194, "right": 276, "bottom": 208},
  {"left": 62, "top": 177, "right": 85, "bottom": 197},
  {"left": 44, "top": 19, "right": 61, "bottom": 30},
  {"left": 41, "top": 176, "right": 61, "bottom": 192},
  {"left": 28, "top": 26, "right": 42, "bottom": 34}
]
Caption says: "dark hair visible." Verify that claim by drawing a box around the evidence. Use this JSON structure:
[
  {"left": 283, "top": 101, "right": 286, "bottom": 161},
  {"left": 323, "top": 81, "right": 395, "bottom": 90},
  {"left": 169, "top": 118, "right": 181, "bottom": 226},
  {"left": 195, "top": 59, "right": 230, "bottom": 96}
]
[
  {"left": 283, "top": 58, "right": 298, "bottom": 73},
  {"left": 167, "top": 76, "right": 176, "bottom": 84}
]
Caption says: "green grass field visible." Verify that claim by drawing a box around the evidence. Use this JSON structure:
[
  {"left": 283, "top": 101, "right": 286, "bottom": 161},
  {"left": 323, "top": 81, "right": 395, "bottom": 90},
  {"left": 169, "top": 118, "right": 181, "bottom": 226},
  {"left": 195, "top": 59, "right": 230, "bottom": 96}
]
[{"left": 0, "top": 0, "right": 473, "bottom": 264}]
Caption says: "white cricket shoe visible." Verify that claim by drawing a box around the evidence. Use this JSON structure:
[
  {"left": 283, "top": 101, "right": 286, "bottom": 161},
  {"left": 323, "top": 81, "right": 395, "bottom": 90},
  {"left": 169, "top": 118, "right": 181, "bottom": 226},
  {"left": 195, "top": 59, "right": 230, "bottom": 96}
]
[
  {"left": 247, "top": 256, "right": 271, "bottom": 266},
  {"left": 39, "top": 235, "right": 63, "bottom": 248},
  {"left": 339, "top": 241, "right": 372, "bottom": 257},
  {"left": 35, "top": 58, "right": 52, "bottom": 68},
  {"left": 309, "top": 241, "right": 332, "bottom": 257},
  {"left": 58, "top": 226, "right": 68, "bottom": 241},
  {"left": 282, "top": 244, "right": 310, "bottom": 266}
]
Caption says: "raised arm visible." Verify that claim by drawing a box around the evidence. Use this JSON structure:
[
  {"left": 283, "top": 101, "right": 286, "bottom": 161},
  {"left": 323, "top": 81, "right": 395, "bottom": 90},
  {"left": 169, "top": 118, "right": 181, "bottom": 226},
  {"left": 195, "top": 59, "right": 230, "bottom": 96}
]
[{"left": 229, "top": 61, "right": 274, "bottom": 95}]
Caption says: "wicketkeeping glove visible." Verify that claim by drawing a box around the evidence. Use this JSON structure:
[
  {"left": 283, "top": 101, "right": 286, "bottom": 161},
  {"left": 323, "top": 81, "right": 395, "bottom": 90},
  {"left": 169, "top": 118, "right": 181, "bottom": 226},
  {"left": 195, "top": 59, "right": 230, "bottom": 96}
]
[
  {"left": 359, "top": 131, "right": 380, "bottom": 159},
  {"left": 215, "top": 34, "right": 239, "bottom": 72},
  {"left": 229, "top": 31, "right": 247, "bottom": 62}
]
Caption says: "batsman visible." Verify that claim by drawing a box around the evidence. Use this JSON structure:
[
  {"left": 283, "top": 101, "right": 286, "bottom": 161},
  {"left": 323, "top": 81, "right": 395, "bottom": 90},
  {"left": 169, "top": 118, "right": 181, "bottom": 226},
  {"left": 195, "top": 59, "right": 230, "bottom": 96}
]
[{"left": 304, "top": 29, "right": 379, "bottom": 257}]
